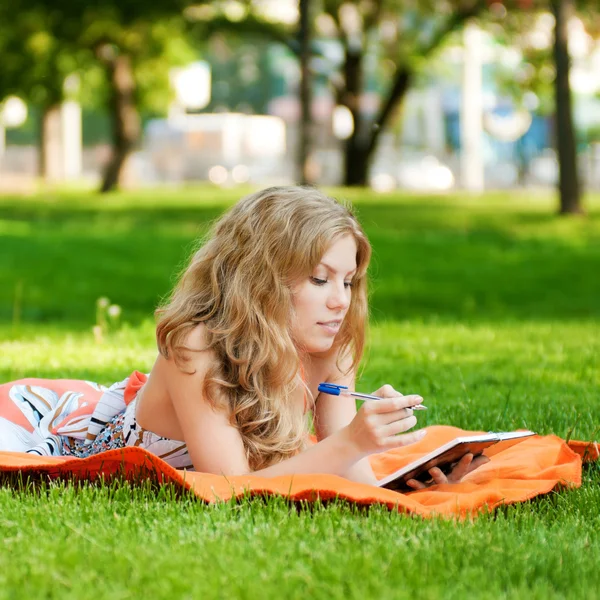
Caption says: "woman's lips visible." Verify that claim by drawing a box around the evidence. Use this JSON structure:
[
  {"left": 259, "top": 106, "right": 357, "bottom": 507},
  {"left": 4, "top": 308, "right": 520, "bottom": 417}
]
[{"left": 317, "top": 321, "right": 341, "bottom": 335}]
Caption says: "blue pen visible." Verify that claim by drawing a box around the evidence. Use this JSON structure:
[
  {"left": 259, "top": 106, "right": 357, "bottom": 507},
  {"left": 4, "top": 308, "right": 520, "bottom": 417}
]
[{"left": 318, "top": 383, "right": 427, "bottom": 410}]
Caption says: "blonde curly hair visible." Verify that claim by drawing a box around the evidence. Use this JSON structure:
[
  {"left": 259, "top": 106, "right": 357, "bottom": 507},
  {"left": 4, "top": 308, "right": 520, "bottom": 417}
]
[{"left": 156, "top": 186, "right": 371, "bottom": 470}]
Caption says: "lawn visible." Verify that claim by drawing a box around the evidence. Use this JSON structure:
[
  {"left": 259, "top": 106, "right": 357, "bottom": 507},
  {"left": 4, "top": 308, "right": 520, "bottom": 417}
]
[{"left": 0, "top": 186, "right": 599, "bottom": 599}]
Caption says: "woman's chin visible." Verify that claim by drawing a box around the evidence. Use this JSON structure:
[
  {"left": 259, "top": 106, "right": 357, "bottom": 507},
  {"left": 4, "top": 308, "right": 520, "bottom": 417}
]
[{"left": 304, "top": 337, "right": 336, "bottom": 355}]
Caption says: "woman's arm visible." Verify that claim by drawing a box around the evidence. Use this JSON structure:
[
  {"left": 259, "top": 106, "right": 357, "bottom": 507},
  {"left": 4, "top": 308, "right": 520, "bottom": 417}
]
[
  {"left": 314, "top": 394, "right": 377, "bottom": 485},
  {"left": 165, "top": 349, "right": 376, "bottom": 478},
  {"left": 164, "top": 334, "right": 422, "bottom": 479},
  {"left": 314, "top": 396, "right": 379, "bottom": 485},
  {"left": 313, "top": 351, "right": 380, "bottom": 485},
  {"left": 256, "top": 394, "right": 423, "bottom": 478}
]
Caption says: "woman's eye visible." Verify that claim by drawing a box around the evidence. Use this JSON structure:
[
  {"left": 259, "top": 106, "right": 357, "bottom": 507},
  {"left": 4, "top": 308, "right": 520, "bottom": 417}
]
[
  {"left": 310, "top": 277, "right": 328, "bottom": 286},
  {"left": 344, "top": 281, "right": 354, "bottom": 288}
]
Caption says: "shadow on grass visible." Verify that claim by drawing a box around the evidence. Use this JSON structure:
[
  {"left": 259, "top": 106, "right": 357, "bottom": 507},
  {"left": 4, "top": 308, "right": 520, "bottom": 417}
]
[
  {"left": 0, "top": 469, "right": 391, "bottom": 518},
  {"left": 1, "top": 198, "right": 599, "bottom": 326}
]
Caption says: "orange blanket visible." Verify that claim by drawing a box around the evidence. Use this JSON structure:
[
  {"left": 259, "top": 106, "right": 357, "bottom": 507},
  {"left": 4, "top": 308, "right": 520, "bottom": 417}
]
[{"left": 0, "top": 425, "right": 596, "bottom": 518}]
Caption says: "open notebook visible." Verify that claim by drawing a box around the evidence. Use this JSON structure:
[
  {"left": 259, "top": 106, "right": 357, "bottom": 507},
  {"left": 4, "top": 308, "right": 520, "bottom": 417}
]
[{"left": 378, "top": 430, "right": 536, "bottom": 492}]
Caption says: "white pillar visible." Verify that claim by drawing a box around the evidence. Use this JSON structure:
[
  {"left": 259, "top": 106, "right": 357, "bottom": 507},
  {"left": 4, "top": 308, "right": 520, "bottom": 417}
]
[
  {"left": 460, "top": 22, "right": 485, "bottom": 191},
  {"left": 42, "top": 105, "right": 64, "bottom": 182},
  {"left": 423, "top": 87, "right": 446, "bottom": 154},
  {"left": 223, "top": 114, "right": 243, "bottom": 165},
  {"left": 0, "top": 123, "right": 5, "bottom": 170},
  {"left": 60, "top": 99, "right": 82, "bottom": 180}
]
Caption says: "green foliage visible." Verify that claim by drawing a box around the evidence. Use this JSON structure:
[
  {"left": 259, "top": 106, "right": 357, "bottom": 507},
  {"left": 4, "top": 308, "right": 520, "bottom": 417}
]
[
  {"left": 0, "top": 0, "right": 202, "bottom": 127},
  {"left": 482, "top": 1, "right": 600, "bottom": 116},
  {"left": 130, "top": 17, "right": 200, "bottom": 115},
  {"left": 188, "top": 1, "right": 490, "bottom": 120},
  {"left": 0, "top": 4, "right": 93, "bottom": 106},
  {"left": 46, "top": 0, "right": 202, "bottom": 116}
]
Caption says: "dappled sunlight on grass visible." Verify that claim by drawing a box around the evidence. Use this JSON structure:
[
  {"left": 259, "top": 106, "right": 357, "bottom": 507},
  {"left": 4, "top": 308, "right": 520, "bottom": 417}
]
[
  {"left": 1, "top": 188, "right": 599, "bottom": 325},
  {"left": 1, "top": 187, "right": 599, "bottom": 597}
]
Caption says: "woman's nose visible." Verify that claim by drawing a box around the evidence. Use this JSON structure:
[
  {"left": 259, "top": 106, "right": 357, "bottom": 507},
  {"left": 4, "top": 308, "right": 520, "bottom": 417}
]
[{"left": 327, "top": 282, "right": 350, "bottom": 309}]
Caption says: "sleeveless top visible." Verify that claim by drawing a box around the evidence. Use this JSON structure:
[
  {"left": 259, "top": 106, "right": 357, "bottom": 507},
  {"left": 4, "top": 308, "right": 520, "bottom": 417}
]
[
  {"left": 0, "top": 372, "right": 193, "bottom": 470},
  {"left": 0, "top": 368, "right": 310, "bottom": 471}
]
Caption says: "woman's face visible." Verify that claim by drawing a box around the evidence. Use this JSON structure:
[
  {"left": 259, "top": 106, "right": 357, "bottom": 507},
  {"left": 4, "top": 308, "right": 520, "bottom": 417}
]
[{"left": 291, "top": 234, "right": 357, "bottom": 354}]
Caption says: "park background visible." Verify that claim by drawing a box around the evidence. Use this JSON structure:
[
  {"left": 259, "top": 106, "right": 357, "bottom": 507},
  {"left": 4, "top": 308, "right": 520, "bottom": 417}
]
[
  {"left": 1, "top": 1, "right": 599, "bottom": 599},
  {"left": 0, "top": 0, "right": 599, "bottom": 208}
]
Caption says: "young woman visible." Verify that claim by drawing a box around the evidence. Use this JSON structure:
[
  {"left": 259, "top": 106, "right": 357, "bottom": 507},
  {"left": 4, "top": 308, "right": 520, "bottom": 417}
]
[{"left": 0, "top": 186, "right": 484, "bottom": 489}]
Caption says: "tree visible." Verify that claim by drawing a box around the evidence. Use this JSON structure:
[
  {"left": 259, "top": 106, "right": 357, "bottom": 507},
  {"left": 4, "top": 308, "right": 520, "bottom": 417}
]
[
  {"left": 551, "top": 0, "right": 581, "bottom": 213},
  {"left": 8, "top": 0, "right": 200, "bottom": 192},
  {"left": 0, "top": 4, "right": 93, "bottom": 181},
  {"left": 298, "top": 0, "right": 314, "bottom": 185},
  {"left": 482, "top": 0, "right": 598, "bottom": 214},
  {"left": 196, "top": 0, "right": 492, "bottom": 186},
  {"left": 85, "top": 16, "right": 197, "bottom": 192},
  {"left": 323, "top": 1, "right": 492, "bottom": 186}
]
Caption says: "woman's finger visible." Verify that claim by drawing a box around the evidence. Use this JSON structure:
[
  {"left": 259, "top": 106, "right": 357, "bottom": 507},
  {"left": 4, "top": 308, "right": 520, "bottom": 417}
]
[
  {"left": 406, "top": 454, "right": 490, "bottom": 490},
  {"left": 372, "top": 384, "right": 402, "bottom": 398},
  {"left": 406, "top": 466, "right": 447, "bottom": 489},
  {"left": 383, "top": 428, "right": 427, "bottom": 450},
  {"left": 428, "top": 467, "right": 449, "bottom": 485},
  {"left": 446, "top": 453, "right": 474, "bottom": 482},
  {"left": 469, "top": 455, "right": 491, "bottom": 471},
  {"left": 376, "top": 406, "right": 414, "bottom": 425},
  {"left": 380, "top": 414, "right": 418, "bottom": 437},
  {"left": 364, "top": 394, "right": 424, "bottom": 415},
  {"left": 405, "top": 478, "right": 426, "bottom": 490}
]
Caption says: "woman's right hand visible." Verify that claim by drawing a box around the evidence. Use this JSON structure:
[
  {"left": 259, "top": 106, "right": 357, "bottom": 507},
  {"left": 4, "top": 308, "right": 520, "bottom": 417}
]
[{"left": 343, "top": 385, "right": 426, "bottom": 457}]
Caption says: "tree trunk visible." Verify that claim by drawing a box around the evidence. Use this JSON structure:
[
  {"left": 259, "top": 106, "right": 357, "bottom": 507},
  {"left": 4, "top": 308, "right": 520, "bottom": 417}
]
[
  {"left": 343, "top": 65, "right": 411, "bottom": 187},
  {"left": 39, "top": 104, "right": 63, "bottom": 183},
  {"left": 551, "top": 0, "right": 583, "bottom": 214},
  {"left": 98, "top": 49, "right": 140, "bottom": 193},
  {"left": 338, "top": 3, "right": 484, "bottom": 187},
  {"left": 341, "top": 43, "right": 366, "bottom": 186},
  {"left": 0, "top": 123, "right": 5, "bottom": 170},
  {"left": 343, "top": 138, "right": 370, "bottom": 186},
  {"left": 297, "top": 0, "right": 313, "bottom": 185}
]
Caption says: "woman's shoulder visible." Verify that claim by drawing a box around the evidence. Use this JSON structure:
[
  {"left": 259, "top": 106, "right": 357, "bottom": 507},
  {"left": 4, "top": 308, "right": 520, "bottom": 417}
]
[
  {"left": 155, "top": 323, "right": 217, "bottom": 378},
  {"left": 182, "top": 322, "right": 212, "bottom": 352}
]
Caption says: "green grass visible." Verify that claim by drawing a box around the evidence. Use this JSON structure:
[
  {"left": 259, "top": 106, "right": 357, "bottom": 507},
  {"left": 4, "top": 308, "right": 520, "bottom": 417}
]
[
  {"left": 1, "top": 187, "right": 599, "bottom": 599},
  {"left": 1, "top": 481, "right": 599, "bottom": 600}
]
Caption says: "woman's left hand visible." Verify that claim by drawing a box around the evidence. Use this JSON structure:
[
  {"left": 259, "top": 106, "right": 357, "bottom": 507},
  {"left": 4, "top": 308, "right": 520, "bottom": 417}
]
[{"left": 405, "top": 453, "right": 490, "bottom": 490}]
